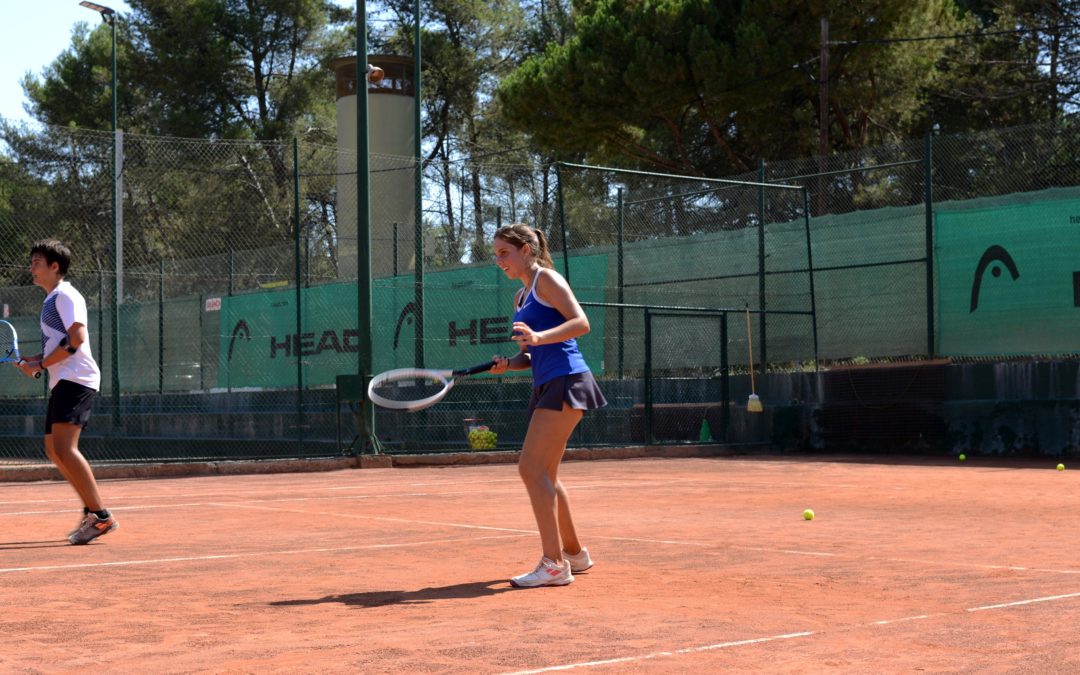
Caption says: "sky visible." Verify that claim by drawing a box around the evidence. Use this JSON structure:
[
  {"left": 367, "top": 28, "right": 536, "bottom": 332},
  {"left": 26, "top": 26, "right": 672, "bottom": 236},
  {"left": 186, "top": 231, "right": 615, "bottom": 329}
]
[
  {"left": 0, "top": 1, "right": 134, "bottom": 124},
  {"left": 0, "top": 1, "right": 359, "bottom": 126}
]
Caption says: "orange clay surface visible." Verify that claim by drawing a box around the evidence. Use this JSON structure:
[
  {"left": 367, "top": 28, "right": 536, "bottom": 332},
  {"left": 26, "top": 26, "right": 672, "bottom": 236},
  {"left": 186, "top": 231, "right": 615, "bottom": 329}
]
[{"left": 2, "top": 455, "right": 1079, "bottom": 674}]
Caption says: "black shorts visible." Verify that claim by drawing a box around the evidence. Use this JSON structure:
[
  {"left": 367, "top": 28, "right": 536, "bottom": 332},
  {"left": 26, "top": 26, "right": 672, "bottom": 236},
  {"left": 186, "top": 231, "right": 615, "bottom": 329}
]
[
  {"left": 527, "top": 371, "right": 607, "bottom": 420},
  {"left": 46, "top": 380, "right": 97, "bottom": 434}
]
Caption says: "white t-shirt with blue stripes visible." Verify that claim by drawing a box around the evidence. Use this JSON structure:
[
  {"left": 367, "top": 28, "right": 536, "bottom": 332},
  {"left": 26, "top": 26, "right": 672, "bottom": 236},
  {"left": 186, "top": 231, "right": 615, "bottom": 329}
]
[{"left": 40, "top": 280, "right": 101, "bottom": 391}]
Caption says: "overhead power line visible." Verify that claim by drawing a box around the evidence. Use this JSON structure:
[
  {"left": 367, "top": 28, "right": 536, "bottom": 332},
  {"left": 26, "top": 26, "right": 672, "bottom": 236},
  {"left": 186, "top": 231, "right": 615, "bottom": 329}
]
[{"left": 829, "top": 23, "right": 1078, "bottom": 46}]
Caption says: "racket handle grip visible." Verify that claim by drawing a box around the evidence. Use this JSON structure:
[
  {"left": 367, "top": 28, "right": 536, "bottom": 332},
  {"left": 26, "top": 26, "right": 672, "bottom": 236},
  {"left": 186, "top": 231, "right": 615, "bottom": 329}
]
[{"left": 457, "top": 361, "right": 496, "bottom": 376}]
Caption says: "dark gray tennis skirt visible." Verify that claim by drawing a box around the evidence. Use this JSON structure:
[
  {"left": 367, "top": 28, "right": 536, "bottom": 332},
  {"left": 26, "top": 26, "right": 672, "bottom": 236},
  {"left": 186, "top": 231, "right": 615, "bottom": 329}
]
[{"left": 527, "top": 371, "right": 607, "bottom": 419}]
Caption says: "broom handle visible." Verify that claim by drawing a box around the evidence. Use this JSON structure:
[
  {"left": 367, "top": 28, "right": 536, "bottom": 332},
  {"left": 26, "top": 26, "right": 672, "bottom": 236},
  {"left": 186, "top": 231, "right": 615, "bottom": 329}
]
[{"left": 745, "top": 306, "right": 756, "bottom": 392}]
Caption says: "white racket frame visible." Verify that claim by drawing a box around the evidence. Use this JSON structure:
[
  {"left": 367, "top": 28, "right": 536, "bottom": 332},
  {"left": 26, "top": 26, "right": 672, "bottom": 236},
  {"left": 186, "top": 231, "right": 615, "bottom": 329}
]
[
  {"left": 367, "top": 368, "right": 457, "bottom": 412},
  {"left": 367, "top": 362, "right": 495, "bottom": 412}
]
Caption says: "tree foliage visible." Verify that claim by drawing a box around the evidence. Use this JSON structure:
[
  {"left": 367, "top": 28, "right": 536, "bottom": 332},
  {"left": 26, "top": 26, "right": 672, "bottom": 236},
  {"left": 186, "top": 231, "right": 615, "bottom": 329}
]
[
  {"left": 497, "top": 0, "right": 1075, "bottom": 175},
  {"left": 3, "top": 0, "right": 1078, "bottom": 283},
  {"left": 23, "top": 0, "right": 351, "bottom": 141},
  {"left": 928, "top": 0, "right": 1079, "bottom": 130}
]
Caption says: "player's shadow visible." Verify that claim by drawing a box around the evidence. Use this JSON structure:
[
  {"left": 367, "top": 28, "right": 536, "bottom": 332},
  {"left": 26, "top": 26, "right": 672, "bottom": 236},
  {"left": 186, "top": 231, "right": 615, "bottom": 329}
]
[
  {"left": 271, "top": 579, "right": 515, "bottom": 608},
  {"left": 0, "top": 540, "right": 70, "bottom": 549}
]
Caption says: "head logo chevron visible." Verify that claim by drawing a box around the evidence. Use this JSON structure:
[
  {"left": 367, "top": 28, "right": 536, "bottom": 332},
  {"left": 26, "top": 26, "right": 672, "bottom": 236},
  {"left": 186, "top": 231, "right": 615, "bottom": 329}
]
[
  {"left": 227, "top": 319, "right": 251, "bottom": 361},
  {"left": 970, "top": 245, "right": 1020, "bottom": 312}
]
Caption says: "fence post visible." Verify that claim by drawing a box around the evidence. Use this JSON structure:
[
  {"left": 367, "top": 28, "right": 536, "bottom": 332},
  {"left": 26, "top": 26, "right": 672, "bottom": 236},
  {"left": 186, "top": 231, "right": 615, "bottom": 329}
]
[
  {"left": 616, "top": 187, "right": 624, "bottom": 379},
  {"left": 757, "top": 158, "right": 767, "bottom": 375},
  {"left": 802, "top": 188, "right": 820, "bottom": 368},
  {"left": 98, "top": 272, "right": 104, "bottom": 373},
  {"left": 392, "top": 222, "right": 399, "bottom": 277},
  {"left": 112, "top": 129, "right": 123, "bottom": 431},
  {"left": 158, "top": 258, "right": 164, "bottom": 394},
  {"left": 556, "top": 163, "right": 570, "bottom": 282},
  {"left": 293, "top": 138, "right": 304, "bottom": 454},
  {"left": 721, "top": 312, "right": 729, "bottom": 439},
  {"left": 924, "top": 133, "right": 935, "bottom": 357},
  {"left": 644, "top": 308, "right": 652, "bottom": 445}
]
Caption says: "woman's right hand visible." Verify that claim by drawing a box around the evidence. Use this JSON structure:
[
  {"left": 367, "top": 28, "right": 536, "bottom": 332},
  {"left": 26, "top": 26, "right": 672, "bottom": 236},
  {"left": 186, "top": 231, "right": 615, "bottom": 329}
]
[{"left": 490, "top": 355, "right": 509, "bottom": 375}]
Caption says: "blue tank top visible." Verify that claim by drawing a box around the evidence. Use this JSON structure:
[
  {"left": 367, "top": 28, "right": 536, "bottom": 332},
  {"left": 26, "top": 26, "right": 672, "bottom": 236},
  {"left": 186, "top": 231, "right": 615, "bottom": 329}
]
[{"left": 513, "top": 269, "right": 589, "bottom": 386}]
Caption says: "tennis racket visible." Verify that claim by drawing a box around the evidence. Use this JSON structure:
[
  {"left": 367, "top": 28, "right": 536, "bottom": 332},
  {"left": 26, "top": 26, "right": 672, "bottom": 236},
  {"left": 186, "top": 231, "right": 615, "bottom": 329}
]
[
  {"left": 0, "top": 320, "right": 41, "bottom": 379},
  {"left": 367, "top": 361, "right": 495, "bottom": 412}
]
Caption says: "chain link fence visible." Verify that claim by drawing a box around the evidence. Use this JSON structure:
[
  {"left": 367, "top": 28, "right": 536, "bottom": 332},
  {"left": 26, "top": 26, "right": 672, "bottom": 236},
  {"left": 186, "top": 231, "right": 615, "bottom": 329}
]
[{"left": 1, "top": 116, "right": 1078, "bottom": 461}]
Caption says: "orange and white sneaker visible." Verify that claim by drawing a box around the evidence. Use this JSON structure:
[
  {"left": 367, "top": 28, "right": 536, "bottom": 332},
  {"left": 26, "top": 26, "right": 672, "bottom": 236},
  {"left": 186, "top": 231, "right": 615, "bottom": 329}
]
[
  {"left": 563, "top": 547, "right": 594, "bottom": 573},
  {"left": 68, "top": 513, "right": 118, "bottom": 545},
  {"left": 510, "top": 557, "right": 574, "bottom": 588}
]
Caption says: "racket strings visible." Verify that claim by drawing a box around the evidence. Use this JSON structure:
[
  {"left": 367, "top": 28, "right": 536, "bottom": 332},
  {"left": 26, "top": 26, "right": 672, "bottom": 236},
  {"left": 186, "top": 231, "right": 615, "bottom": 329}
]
[
  {"left": 369, "top": 374, "right": 448, "bottom": 403},
  {"left": 0, "top": 324, "right": 17, "bottom": 359}
]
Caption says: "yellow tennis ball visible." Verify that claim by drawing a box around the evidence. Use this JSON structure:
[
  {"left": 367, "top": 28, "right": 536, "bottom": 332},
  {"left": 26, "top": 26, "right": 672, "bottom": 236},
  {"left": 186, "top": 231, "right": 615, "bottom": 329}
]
[
  {"left": 1057, "top": 463, "right": 1065, "bottom": 471},
  {"left": 958, "top": 453, "right": 966, "bottom": 461},
  {"left": 803, "top": 509, "right": 815, "bottom": 521}
]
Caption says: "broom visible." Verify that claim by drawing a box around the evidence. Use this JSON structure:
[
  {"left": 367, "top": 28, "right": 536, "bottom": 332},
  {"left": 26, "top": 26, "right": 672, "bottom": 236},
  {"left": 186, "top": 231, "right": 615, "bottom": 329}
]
[{"left": 745, "top": 305, "right": 763, "bottom": 413}]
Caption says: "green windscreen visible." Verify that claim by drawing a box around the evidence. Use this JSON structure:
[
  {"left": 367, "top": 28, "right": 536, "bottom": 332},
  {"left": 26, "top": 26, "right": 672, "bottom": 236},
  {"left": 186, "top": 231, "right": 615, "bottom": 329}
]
[
  {"left": 217, "top": 254, "right": 607, "bottom": 389},
  {"left": 936, "top": 194, "right": 1080, "bottom": 356}
]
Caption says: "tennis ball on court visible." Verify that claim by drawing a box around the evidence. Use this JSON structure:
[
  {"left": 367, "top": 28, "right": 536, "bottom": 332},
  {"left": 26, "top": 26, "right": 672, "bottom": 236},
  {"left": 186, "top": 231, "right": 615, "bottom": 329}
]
[
  {"left": 1057, "top": 463, "right": 1065, "bottom": 471},
  {"left": 803, "top": 509, "right": 815, "bottom": 521},
  {"left": 958, "top": 453, "right": 966, "bottom": 462}
]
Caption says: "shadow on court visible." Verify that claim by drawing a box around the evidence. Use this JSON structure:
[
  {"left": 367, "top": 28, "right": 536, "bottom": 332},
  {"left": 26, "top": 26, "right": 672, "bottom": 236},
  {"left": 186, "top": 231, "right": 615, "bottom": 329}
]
[
  {"left": 271, "top": 579, "right": 516, "bottom": 609},
  {"left": 0, "top": 540, "right": 70, "bottom": 550}
]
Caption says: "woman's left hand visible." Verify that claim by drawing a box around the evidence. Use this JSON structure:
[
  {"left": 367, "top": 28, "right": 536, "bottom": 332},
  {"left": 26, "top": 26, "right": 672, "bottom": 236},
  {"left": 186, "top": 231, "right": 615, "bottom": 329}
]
[{"left": 511, "top": 321, "right": 542, "bottom": 347}]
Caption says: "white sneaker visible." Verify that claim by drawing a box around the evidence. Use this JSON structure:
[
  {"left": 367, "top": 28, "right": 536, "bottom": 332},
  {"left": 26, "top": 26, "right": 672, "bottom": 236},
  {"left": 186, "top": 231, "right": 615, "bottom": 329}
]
[
  {"left": 563, "top": 547, "right": 594, "bottom": 573},
  {"left": 510, "top": 557, "right": 574, "bottom": 588}
]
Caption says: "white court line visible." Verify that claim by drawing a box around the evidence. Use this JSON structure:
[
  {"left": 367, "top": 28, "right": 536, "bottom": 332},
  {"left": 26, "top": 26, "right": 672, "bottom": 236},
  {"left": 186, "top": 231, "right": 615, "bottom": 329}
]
[
  {"left": 217, "top": 505, "right": 1080, "bottom": 578},
  {"left": 502, "top": 591, "right": 1080, "bottom": 674},
  {"left": 0, "top": 477, "right": 526, "bottom": 506},
  {"left": 0, "top": 477, "right": 656, "bottom": 507},
  {"left": 967, "top": 591, "right": 1080, "bottom": 612},
  {"left": 0, "top": 482, "right": 632, "bottom": 518},
  {"left": 721, "top": 546, "right": 1080, "bottom": 576},
  {"left": 502, "top": 633, "right": 817, "bottom": 674},
  {"left": 732, "top": 545, "right": 840, "bottom": 557},
  {"left": 214, "top": 502, "right": 539, "bottom": 535},
  {"left": 8, "top": 493, "right": 1080, "bottom": 579},
  {"left": 0, "top": 472, "right": 922, "bottom": 507},
  {"left": 0, "top": 533, "right": 527, "bottom": 574}
]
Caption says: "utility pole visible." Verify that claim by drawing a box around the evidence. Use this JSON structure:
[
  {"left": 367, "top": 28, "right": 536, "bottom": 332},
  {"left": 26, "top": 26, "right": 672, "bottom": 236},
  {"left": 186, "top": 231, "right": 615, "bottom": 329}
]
[{"left": 817, "top": 16, "right": 829, "bottom": 216}]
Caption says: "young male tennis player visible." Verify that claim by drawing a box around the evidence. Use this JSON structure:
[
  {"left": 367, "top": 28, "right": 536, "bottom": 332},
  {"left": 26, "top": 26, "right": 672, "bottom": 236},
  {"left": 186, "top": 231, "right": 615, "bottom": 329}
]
[
  {"left": 489, "top": 223, "right": 606, "bottom": 587},
  {"left": 15, "top": 239, "right": 117, "bottom": 545}
]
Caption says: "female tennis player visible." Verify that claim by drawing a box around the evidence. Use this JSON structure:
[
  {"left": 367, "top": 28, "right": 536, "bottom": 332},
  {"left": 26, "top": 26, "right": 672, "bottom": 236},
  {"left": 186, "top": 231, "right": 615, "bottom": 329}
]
[{"left": 489, "top": 223, "right": 606, "bottom": 587}]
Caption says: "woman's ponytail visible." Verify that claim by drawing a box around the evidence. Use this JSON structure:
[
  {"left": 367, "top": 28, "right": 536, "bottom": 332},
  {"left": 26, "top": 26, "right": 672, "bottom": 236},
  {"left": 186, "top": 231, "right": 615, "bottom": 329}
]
[
  {"left": 533, "top": 228, "right": 555, "bottom": 269},
  {"left": 493, "top": 223, "right": 555, "bottom": 269}
]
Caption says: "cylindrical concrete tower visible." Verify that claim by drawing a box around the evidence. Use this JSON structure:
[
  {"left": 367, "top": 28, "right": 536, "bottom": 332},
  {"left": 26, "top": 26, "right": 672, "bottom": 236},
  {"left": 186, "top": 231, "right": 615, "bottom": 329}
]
[{"left": 330, "top": 55, "right": 417, "bottom": 280}]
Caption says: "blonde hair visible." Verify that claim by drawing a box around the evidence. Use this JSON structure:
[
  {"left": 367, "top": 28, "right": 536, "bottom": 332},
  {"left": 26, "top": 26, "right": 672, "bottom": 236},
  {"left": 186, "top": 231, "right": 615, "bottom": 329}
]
[{"left": 493, "top": 223, "right": 555, "bottom": 269}]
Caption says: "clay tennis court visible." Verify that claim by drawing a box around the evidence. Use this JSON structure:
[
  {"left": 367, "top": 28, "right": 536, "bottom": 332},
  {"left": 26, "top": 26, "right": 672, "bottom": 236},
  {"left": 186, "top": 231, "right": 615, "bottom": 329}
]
[{"left": 2, "top": 455, "right": 1078, "bottom": 673}]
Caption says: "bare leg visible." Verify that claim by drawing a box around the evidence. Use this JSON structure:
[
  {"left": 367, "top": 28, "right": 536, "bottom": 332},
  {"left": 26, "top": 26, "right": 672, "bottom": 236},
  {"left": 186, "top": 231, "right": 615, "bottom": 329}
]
[
  {"left": 518, "top": 404, "right": 583, "bottom": 561},
  {"left": 554, "top": 480, "right": 583, "bottom": 555},
  {"left": 44, "top": 434, "right": 84, "bottom": 506},
  {"left": 48, "top": 423, "right": 104, "bottom": 512}
]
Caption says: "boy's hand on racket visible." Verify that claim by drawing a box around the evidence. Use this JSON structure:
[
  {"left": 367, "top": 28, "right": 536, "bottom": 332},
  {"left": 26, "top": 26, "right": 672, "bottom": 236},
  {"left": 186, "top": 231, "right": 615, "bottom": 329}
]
[
  {"left": 489, "top": 355, "right": 509, "bottom": 375},
  {"left": 15, "top": 359, "right": 42, "bottom": 378},
  {"left": 511, "top": 321, "right": 541, "bottom": 347}
]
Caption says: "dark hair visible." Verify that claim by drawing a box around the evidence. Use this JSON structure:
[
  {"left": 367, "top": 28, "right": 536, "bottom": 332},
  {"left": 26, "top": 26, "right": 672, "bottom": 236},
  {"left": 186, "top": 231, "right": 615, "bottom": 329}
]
[
  {"left": 30, "top": 239, "right": 72, "bottom": 276},
  {"left": 493, "top": 223, "right": 555, "bottom": 270}
]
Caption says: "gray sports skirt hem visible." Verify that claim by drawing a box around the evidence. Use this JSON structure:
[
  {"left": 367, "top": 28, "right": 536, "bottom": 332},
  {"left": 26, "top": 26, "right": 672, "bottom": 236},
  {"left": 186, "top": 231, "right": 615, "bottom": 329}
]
[{"left": 527, "top": 371, "right": 607, "bottom": 419}]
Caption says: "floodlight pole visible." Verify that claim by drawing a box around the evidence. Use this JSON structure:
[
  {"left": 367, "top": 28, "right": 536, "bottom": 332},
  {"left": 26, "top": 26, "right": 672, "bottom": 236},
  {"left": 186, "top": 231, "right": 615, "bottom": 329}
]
[
  {"left": 80, "top": 1, "right": 120, "bottom": 429},
  {"left": 356, "top": 3, "right": 379, "bottom": 453},
  {"left": 413, "top": 0, "right": 424, "bottom": 370}
]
